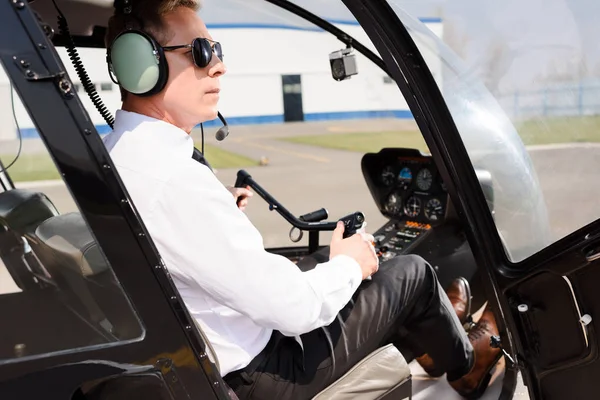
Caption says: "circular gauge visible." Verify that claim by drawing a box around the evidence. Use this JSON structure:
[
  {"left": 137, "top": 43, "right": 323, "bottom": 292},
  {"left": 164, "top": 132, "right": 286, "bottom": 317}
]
[
  {"left": 416, "top": 168, "right": 433, "bottom": 191},
  {"left": 404, "top": 196, "right": 422, "bottom": 218},
  {"left": 384, "top": 192, "right": 403, "bottom": 215},
  {"left": 381, "top": 166, "right": 395, "bottom": 186},
  {"left": 397, "top": 167, "right": 412, "bottom": 186},
  {"left": 424, "top": 198, "right": 444, "bottom": 221}
]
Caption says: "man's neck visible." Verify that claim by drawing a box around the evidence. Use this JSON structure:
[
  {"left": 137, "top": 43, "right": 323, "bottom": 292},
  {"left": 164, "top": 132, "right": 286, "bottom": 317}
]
[{"left": 122, "top": 99, "right": 192, "bottom": 134}]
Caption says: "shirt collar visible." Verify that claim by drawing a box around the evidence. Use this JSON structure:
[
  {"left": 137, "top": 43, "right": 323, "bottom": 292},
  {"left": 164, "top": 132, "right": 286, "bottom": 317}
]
[{"left": 111, "top": 109, "right": 195, "bottom": 159}]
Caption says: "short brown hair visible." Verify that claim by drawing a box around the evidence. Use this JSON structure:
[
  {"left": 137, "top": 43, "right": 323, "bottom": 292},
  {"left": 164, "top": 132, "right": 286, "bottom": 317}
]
[{"left": 105, "top": 0, "right": 201, "bottom": 100}]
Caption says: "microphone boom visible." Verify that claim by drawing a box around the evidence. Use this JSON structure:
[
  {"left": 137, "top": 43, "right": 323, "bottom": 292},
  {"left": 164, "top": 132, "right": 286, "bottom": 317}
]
[{"left": 215, "top": 111, "right": 229, "bottom": 141}]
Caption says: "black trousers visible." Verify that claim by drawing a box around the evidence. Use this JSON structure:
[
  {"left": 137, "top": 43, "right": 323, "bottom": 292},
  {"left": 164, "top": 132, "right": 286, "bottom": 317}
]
[{"left": 225, "top": 253, "right": 473, "bottom": 400}]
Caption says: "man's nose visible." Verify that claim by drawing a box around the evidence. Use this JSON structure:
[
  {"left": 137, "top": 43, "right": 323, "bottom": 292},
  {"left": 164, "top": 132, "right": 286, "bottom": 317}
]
[{"left": 208, "top": 55, "right": 226, "bottom": 77}]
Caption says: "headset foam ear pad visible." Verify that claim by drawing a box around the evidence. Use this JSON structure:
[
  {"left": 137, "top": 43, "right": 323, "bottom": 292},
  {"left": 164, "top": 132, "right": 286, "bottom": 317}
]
[{"left": 110, "top": 31, "right": 167, "bottom": 95}]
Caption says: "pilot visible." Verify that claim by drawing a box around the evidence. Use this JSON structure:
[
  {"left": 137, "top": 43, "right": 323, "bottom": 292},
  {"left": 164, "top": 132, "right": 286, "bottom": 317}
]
[{"left": 102, "top": 0, "right": 501, "bottom": 398}]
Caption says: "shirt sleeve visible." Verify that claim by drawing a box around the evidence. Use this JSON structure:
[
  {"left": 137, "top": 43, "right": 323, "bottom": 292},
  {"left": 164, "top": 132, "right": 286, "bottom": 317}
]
[{"left": 145, "top": 162, "right": 364, "bottom": 336}]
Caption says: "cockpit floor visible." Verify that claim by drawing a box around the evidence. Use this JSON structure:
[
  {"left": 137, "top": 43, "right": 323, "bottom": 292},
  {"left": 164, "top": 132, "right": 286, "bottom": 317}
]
[{"left": 410, "top": 357, "right": 530, "bottom": 399}]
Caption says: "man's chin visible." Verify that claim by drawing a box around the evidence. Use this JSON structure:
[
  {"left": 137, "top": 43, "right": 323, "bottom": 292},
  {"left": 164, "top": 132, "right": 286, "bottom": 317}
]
[{"left": 205, "top": 109, "right": 219, "bottom": 122}]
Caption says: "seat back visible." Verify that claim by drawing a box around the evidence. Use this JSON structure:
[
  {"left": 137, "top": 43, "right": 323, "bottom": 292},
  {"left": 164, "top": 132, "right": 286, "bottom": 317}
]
[
  {"left": 31, "top": 212, "right": 230, "bottom": 385},
  {"left": 0, "top": 189, "right": 59, "bottom": 234},
  {"left": 33, "top": 212, "right": 140, "bottom": 339},
  {"left": 0, "top": 189, "right": 59, "bottom": 290}
]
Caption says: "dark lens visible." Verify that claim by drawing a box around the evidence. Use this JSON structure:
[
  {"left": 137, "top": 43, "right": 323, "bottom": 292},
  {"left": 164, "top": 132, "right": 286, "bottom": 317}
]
[
  {"left": 214, "top": 42, "right": 223, "bottom": 61},
  {"left": 192, "top": 38, "right": 212, "bottom": 68}
]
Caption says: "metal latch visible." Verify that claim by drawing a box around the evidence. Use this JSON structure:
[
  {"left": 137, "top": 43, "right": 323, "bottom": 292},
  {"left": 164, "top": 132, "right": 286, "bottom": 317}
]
[
  {"left": 490, "top": 335, "right": 515, "bottom": 366},
  {"left": 586, "top": 249, "right": 600, "bottom": 263}
]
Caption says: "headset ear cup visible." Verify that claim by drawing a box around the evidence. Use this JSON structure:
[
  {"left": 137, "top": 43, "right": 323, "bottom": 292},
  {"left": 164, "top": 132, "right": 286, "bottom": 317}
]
[{"left": 109, "top": 30, "right": 168, "bottom": 96}]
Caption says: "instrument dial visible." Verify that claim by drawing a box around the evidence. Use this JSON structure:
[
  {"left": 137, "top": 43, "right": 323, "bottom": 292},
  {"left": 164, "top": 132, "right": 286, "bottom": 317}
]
[
  {"left": 424, "top": 198, "right": 444, "bottom": 221},
  {"left": 404, "top": 196, "right": 421, "bottom": 218},
  {"left": 381, "top": 166, "right": 395, "bottom": 186},
  {"left": 397, "top": 167, "right": 412, "bottom": 188},
  {"left": 416, "top": 168, "right": 433, "bottom": 191},
  {"left": 384, "top": 192, "right": 403, "bottom": 215}
]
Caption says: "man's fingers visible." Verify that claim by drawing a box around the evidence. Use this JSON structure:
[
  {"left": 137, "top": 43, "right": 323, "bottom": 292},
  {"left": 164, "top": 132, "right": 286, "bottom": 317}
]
[
  {"left": 331, "top": 221, "right": 345, "bottom": 242},
  {"left": 360, "top": 232, "right": 375, "bottom": 244},
  {"left": 236, "top": 188, "right": 253, "bottom": 198}
]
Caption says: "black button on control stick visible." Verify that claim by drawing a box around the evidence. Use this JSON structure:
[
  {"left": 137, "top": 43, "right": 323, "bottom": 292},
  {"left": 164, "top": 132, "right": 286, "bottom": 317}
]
[{"left": 338, "top": 212, "right": 366, "bottom": 239}]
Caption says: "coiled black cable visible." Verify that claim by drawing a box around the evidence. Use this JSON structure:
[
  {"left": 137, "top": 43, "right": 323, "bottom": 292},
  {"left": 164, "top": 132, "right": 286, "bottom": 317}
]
[{"left": 52, "top": 0, "right": 115, "bottom": 129}]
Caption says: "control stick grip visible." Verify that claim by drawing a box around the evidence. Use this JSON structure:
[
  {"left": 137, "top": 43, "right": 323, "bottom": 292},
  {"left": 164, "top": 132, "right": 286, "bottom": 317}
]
[
  {"left": 339, "top": 211, "right": 365, "bottom": 238},
  {"left": 235, "top": 169, "right": 252, "bottom": 188},
  {"left": 300, "top": 208, "right": 329, "bottom": 223},
  {"left": 234, "top": 170, "right": 252, "bottom": 207}
]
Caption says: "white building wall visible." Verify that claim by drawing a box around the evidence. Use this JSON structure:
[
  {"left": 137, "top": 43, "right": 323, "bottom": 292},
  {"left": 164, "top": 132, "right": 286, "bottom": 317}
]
[{"left": 0, "top": 21, "right": 442, "bottom": 140}]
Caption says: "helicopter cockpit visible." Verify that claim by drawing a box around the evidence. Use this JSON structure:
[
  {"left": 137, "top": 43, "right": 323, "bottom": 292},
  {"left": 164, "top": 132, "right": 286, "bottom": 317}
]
[{"left": 4, "top": 0, "right": 599, "bottom": 400}]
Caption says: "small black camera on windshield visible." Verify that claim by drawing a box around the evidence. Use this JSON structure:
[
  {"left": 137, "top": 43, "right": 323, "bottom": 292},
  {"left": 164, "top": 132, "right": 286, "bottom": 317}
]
[{"left": 329, "top": 47, "right": 358, "bottom": 81}]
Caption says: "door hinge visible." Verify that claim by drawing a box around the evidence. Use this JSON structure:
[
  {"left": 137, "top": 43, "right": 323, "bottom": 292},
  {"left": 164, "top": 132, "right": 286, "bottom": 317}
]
[
  {"left": 13, "top": 55, "right": 66, "bottom": 82},
  {"left": 155, "top": 358, "right": 190, "bottom": 399}
]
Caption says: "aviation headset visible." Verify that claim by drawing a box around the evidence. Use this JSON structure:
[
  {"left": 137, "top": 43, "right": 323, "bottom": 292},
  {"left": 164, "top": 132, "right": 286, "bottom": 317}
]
[{"left": 106, "top": 0, "right": 223, "bottom": 97}]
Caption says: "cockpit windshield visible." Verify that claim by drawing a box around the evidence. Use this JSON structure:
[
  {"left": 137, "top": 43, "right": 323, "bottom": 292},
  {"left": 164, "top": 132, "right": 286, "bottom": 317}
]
[
  {"left": 386, "top": 1, "right": 600, "bottom": 263},
  {"left": 387, "top": 5, "right": 554, "bottom": 263},
  {"left": 208, "top": 0, "right": 598, "bottom": 263},
  {"left": 209, "top": 0, "right": 554, "bottom": 262}
]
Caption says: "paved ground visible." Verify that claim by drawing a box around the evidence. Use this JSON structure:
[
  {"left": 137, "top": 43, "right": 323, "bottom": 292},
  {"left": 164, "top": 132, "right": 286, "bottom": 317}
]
[
  {"left": 14, "top": 119, "right": 600, "bottom": 248},
  {"left": 5, "top": 119, "right": 600, "bottom": 399}
]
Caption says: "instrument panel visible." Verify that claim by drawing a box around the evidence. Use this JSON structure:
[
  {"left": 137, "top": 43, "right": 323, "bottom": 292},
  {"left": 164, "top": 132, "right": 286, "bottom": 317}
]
[{"left": 361, "top": 148, "right": 449, "bottom": 226}]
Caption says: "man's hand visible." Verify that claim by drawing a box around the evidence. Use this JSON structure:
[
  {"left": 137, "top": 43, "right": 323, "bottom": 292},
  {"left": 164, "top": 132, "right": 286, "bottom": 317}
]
[
  {"left": 329, "top": 221, "right": 379, "bottom": 280},
  {"left": 226, "top": 185, "right": 253, "bottom": 211}
]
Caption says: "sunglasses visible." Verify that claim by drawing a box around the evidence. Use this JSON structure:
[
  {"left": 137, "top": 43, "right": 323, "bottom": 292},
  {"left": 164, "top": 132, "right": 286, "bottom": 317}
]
[{"left": 162, "top": 38, "right": 223, "bottom": 68}]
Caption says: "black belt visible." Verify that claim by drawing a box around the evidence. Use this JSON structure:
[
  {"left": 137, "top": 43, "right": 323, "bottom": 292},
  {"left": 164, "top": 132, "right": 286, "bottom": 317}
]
[{"left": 224, "top": 331, "right": 283, "bottom": 392}]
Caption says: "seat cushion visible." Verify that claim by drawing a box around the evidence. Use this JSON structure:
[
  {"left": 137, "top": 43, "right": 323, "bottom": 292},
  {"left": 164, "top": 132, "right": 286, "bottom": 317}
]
[{"left": 312, "top": 344, "right": 411, "bottom": 400}]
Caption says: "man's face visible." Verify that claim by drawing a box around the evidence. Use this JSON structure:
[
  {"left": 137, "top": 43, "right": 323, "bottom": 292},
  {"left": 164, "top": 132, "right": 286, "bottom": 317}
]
[{"left": 159, "top": 8, "right": 226, "bottom": 128}]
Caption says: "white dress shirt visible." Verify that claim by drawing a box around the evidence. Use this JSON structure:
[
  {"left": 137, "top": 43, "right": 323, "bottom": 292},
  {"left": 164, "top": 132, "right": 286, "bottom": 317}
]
[{"left": 102, "top": 110, "right": 363, "bottom": 376}]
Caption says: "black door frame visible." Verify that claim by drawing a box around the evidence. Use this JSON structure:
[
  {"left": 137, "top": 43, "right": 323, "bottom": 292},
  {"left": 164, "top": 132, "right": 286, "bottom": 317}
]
[{"left": 0, "top": 3, "right": 229, "bottom": 399}]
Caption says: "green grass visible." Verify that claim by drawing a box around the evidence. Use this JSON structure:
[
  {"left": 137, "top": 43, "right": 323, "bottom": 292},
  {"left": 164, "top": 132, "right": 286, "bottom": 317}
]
[
  {"left": 279, "top": 115, "right": 600, "bottom": 153},
  {"left": 0, "top": 153, "right": 61, "bottom": 182},
  {"left": 1, "top": 143, "right": 257, "bottom": 182},
  {"left": 282, "top": 130, "right": 429, "bottom": 153},
  {"left": 515, "top": 115, "right": 600, "bottom": 145},
  {"left": 201, "top": 143, "right": 257, "bottom": 169}
]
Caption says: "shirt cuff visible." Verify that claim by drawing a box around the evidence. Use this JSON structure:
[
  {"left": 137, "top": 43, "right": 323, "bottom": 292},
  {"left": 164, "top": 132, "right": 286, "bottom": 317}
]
[
  {"left": 302, "top": 253, "right": 364, "bottom": 300},
  {"left": 328, "top": 254, "right": 364, "bottom": 286}
]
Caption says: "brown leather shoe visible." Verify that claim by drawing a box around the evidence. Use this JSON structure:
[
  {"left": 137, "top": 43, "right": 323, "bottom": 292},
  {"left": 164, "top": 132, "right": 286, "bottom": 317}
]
[
  {"left": 416, "top": 277, "right": 473, "bottom": 377},
  {"left": 415, "top": 353, "right": 444, "bottom": 378},
  {"left": 447, "top": 277, "right": 472, "bottom": 325},
  {"left": 448, "top": 305, "right": 503, "bottom": 399}
]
